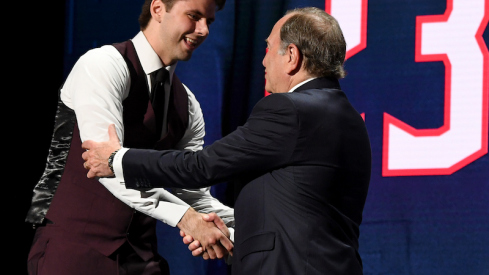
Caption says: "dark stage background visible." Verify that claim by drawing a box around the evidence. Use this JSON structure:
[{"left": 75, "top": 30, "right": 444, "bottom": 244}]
[{"left": 15, "top": 0, "right": 488, "bottom": 274}]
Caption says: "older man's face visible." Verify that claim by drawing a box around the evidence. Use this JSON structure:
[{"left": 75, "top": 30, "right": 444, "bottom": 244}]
[{"left": 262, "top": 14, "right": 293, "bottom": 94}]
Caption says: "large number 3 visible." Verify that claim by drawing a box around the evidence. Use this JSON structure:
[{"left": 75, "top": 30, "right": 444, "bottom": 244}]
[
  {"left": 383, "top": 0, "right": 489, "bottom": 176},
  {"left": 328, "top": 0, "right": 489, "bottom": 177},
  {"left": 326, "top": 0, "right": 368, "bottom": 118}
]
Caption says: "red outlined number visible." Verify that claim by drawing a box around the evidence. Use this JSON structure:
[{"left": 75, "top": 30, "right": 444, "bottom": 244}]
[
  {"left": 265, "top": 1, "right": 368, "bottom": 96},
  {"left": 326, "top": 0, "right": 368, "bottom": 120},
  {"left": 326, "top": 0, "right": 368, "bottom": 60},
  {"left": 383, "top": 0, "right": 489, "bottom": 176}
]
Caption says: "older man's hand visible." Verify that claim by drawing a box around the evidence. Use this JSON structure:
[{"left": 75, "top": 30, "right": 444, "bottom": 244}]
[
  {"left": 82, "top": 124, "right": 122, "bottom": 178},
  {"left": 180, "top": 212, "right": 233, "bottom": 260},
  {"left": 178, "top": 209, "right": 233, "bottom": 260}
]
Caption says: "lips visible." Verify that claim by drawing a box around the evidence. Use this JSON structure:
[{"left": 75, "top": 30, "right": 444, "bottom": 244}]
[
  {"left": 184, "top": 37, "right": 199, "bottom": 50},
  {"left": 186, "top": 37, "right": 197, "bottom": 45}
]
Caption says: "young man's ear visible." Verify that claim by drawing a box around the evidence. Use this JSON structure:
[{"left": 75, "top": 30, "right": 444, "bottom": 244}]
[{"left": 151, "top": 0, "right": 165, "bottom": 23}]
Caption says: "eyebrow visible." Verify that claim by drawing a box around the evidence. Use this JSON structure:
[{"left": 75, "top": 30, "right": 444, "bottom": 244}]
[{"left": 191, "top": 9, "right": 215, "bottom": 24}]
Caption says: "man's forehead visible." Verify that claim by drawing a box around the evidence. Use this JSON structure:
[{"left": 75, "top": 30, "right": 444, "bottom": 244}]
[
  {"left": 174, "top": 0, "right": 217, "bottom": 13},
  {"left": 278, "top": 13, "right": 294, "bottom": 25},
  {"left": 271, "top": 14, "right": 293, "bottom": 35}
]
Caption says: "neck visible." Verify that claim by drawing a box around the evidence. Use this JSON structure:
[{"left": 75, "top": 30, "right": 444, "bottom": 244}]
[
  {"left": 286, "top": 71, "right": 314, "bottom": 92},
  {"left": 142, "top": 27, "right": 173, "bottom": 66}
]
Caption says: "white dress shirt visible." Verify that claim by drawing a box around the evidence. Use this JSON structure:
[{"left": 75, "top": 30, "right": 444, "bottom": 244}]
[
  {"left": 111, "top": 76, "right": 320, "bottom": 240},
  {"left": 287, "top": 77, "right": 316, "bottom": 93},
  {"left": 61, "top": 31, "right": 234, "bottom": 229}
]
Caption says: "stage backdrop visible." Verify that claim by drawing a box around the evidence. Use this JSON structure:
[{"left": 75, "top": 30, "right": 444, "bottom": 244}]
[{"left": 56, "top": 0, "right": 489, "bottom": 274}]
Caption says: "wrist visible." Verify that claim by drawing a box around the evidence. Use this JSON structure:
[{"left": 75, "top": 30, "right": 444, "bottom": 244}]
[
  {"left": 177, "top": 207, "right": 198, "bottom": 231},
  {"left": 108, "top": 149, "right": 120, "bottom": 174}
]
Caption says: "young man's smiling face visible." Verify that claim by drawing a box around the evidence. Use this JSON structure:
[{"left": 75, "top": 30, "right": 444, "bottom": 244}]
[{"left": 156, "top": 0, "right": 216, "bottom": 65}]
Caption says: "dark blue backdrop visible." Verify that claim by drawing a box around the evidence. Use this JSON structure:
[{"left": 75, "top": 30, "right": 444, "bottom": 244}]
[{"left": 20, "top": 0, "right": 489, "bottom": 274}]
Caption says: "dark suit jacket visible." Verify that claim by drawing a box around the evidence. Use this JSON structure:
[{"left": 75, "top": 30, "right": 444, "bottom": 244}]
[{"left": 123, "top": 77, "right": 371, "bottom": 275}]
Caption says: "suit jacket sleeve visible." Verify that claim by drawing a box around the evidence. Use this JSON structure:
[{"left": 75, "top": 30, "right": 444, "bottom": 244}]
[{"left": 123, "top": 93, "right": 299, "bottom": 190}]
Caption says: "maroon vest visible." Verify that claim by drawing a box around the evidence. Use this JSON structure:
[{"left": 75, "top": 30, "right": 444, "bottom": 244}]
[{"left": 26, "top": 40, "right": 189, "bottom": 260}]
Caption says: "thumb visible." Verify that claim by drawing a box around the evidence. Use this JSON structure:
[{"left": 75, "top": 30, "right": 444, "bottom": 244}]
[
  {"left": 203, "top": 213, "right": 227, "bottom": 232},
  {"left": 211, "top": 214, "right": 226, "bottom": 232},
  {"left": 108, "top": 124, "right": 120, "bottom": 144},
  {"left": 202, "top": 213, "right": 213, "bottom": 222}
]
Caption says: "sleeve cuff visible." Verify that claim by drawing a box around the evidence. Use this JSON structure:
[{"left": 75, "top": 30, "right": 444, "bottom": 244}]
[
  {"left": 113, "top": 147, "right": 129, "bottom": 182},
  {"left": 152, "top": 203, "right": 190, "bottom": 227},
  {"left": 228, "top": 227, "right": 235, "bottom": 243}
]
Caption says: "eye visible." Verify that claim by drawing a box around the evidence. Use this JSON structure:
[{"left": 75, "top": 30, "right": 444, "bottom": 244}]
[{"left": 188, "top": 13, "right": 200, "bottom": 21}]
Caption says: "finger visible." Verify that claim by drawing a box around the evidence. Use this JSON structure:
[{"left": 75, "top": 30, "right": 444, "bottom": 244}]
[
  {"left": 191, "top": 247, "right": 203, "bottom": 257},
  {"left": 206, "top": 246, "right": 217, "bottom": 260},
  {"left": 183, "top": 235, "right": 194, "bottom": 245},
  {"left": 202, "top": 251, "right": 210, "bottom": 260},
  {"left": 81, "top": 140, "right": 95, "bottom": 150},
  {"left": 219, "top": 234, "right": 234, "bottom": 253},
  {"left": 87, "top": 169, "right": 96, "bottom": 179},
  {"left": 180, "top": 230, "right": 186, "bottom": 237},
  {"left": 211, "top": 244, "right": 225, "bottom": 259},
  {"left": 82, "top": 151, "right": 88, "bottom": 161},
  {"left": 188, "top": 240, "right": 200, "bottom": 251}
]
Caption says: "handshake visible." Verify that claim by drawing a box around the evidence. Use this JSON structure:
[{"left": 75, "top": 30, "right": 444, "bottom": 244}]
[
  {"left": 177, "top": 208, "right": 233, "bottom": 260},
  {"left": 81, "top": 125, "right": 234, "bottom": 260}
]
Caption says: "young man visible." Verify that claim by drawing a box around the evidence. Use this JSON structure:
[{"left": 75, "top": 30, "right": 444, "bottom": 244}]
[
  {"left": 83, "top": 7, "right": 371, "bottom": 275},
  {"left": 25, "top": 0, "right": 233, "bottom": 274}
]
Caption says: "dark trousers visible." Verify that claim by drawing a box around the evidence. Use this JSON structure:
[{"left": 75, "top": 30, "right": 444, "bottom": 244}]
[{"left": 27, "top": 224, "right": 169, "bottom": 275}]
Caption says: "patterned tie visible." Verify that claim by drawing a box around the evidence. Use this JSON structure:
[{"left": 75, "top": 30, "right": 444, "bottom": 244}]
[{"left": 150, "top": 68, "right": 169, "bottom": 137}]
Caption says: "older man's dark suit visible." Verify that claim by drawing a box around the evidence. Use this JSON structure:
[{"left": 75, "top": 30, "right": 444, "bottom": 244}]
[{"left": 122, "top": 77, "right": 372, "bottom": 275}]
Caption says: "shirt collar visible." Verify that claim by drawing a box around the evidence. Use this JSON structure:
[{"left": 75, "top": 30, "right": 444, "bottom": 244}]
[
  {"left": 287, "top": 77, "right": 317, "bottom": 93},
  {"left": 131, "top": 31, "right": 177, "bottom": 85}
]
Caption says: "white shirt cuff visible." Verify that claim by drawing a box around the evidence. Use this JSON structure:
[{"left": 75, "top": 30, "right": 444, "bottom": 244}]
[
  {"left": 113, "top": 147, "right": 129, "bottom": 182},
  {"left": 152, "top": 201, "right": 190, "bottom": 227},
  {"left": 228, "top": 227, "right": 235, "bottom": 243}
]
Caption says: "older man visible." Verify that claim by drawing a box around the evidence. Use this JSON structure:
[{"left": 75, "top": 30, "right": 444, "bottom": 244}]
[{"left": 83, "top": 7, "right": 371, "bottom": 275}]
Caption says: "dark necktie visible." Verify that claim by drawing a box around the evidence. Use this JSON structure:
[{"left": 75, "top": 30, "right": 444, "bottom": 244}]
[{"left": 150, "top": 68, "right": 169, "bottom": 137}]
